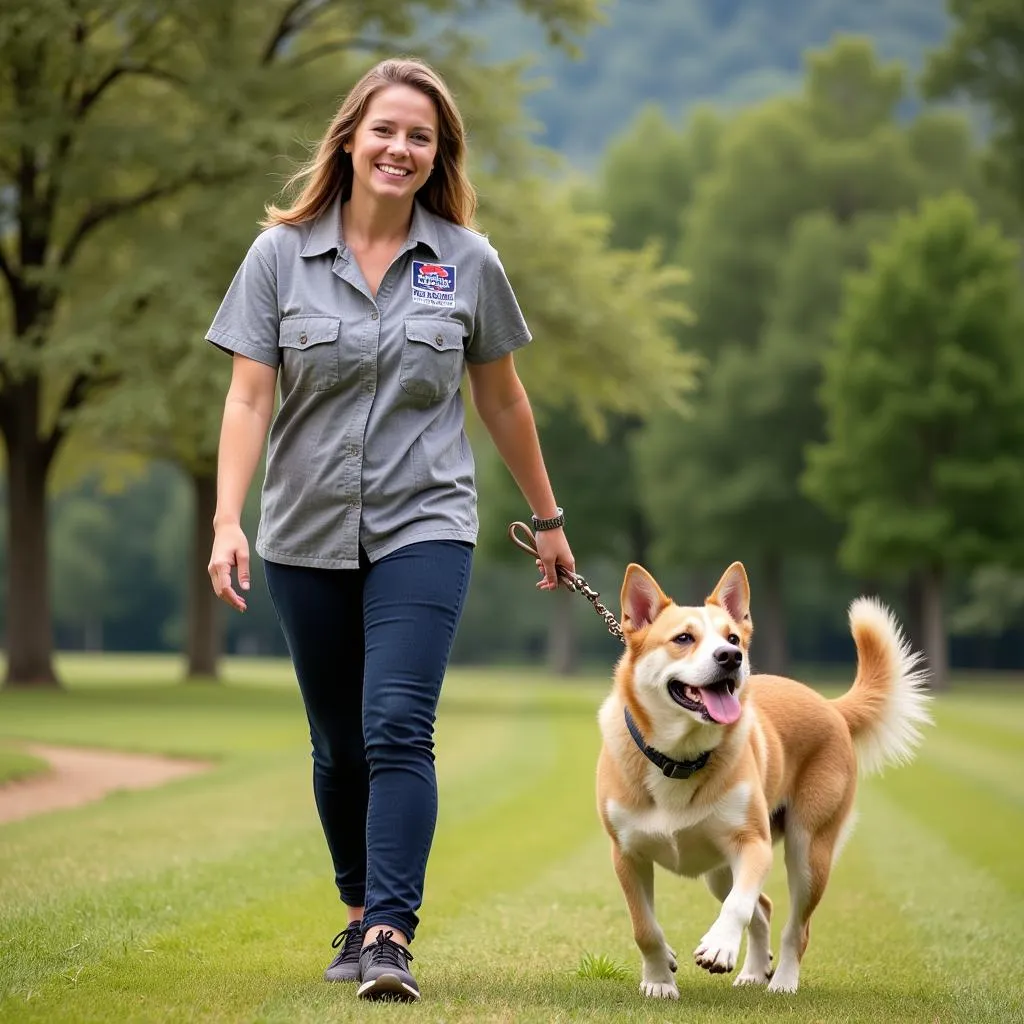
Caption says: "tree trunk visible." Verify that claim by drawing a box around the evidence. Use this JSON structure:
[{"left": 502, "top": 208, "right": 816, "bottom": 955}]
[
  {"left": 2, "top": 416, "right": 58, "bottom": 687},
  {"left": 920, "top": 566, "right": 948, "bottom": 691},
  {"left": 186, "top": 470, "right": 222, "bottom": 680},
  {"left": 755, "top": 553, "right": 788, "bottom": 676},
  {"left": 626, "top": 504, "right": 651, "bottom": 568},
  {"left": 906, "top": 571, "right": 926, "bottom": 654},
  {"left": 546, "top": 586, "right": 578, "bottom": 676}
]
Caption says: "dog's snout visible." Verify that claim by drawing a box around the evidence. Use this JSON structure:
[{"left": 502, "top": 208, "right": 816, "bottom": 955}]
[{"left": 713, "top": 645, "right": 743, "bottom": 670}]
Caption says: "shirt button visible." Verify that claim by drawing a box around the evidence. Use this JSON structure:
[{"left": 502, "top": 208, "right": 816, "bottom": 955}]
[
  {"left": 298, "top": 332, "right": 308, "bottom": 345},
  {"left": 371, "top": 312, "right": 379, "bottom": 320},
  {"left": 434, "top": 335, "right": 443, "bottom": 346},
  {"left": 366, "top": 382, "right": 375, "bottom": 394}
]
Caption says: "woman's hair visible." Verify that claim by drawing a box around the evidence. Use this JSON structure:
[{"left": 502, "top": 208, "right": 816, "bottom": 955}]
[{"left": 262, "top": 57, "right": 476, "bottom": 229}]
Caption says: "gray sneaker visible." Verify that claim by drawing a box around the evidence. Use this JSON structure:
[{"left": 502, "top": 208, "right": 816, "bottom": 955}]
[
  {"left": 323, "top": 921, "right": 363, "bottom": 982},
  {"left": 356, "top": 930, "right": 420, "bottom": 1002}
]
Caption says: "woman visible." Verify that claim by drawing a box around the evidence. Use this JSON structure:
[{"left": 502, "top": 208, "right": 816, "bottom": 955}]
[{"left": 205, "top": 57, "right": 574, "bottom": 1002}]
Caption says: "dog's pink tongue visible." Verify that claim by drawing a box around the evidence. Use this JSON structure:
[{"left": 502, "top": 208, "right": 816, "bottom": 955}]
[{"left": 703, "top": 686, "right": 742, "bottom": 724}]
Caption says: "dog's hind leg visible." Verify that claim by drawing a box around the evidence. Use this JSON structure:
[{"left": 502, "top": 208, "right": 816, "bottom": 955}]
[
  {"left": 612, "top": 844, "right": 678, "bottom": 999},
  {"left": 705, "top": 866, "right": 774, "bottom": 985},
  {"left": 769, "top": 823, "right": 836, "bottom": 994}
]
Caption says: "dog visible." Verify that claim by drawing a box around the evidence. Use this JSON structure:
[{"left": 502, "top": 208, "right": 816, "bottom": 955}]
[{"left": 596, "top": 561, "right": 931, "bottom": 998}]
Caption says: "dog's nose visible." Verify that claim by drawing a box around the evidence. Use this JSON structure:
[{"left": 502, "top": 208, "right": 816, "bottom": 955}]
[{"left": 713, "top": 645, "right": 743, "bottom": 670}]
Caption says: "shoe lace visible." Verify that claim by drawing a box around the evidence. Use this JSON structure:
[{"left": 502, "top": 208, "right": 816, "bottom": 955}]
[
  {"left": 329, "top": 922, "right": 363, "bottom": 966},
  {"left": 364, "top": 929, "right": 413, "bottom": 969}
]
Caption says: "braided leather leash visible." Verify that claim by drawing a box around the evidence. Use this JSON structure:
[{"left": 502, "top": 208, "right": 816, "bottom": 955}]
[{"left": 507, "top": 521, "right": 624, "bottom": 644}]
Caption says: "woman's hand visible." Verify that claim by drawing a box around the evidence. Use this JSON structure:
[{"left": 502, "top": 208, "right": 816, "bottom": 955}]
[
  {"left": 534, "top": 528, "right": 575, "bottom": 591},
  {"left": 209, "top": 523, "right": 251, "bottom": 612}
]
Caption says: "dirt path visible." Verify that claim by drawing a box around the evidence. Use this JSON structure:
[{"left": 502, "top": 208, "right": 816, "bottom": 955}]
[{"left": 0, "top": 744, "right": 212, "bottom": 825}]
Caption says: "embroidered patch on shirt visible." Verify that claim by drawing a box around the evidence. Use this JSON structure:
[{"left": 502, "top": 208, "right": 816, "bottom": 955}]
[{"left": 411, "top": 261, "right": 456, "bottom": 308}]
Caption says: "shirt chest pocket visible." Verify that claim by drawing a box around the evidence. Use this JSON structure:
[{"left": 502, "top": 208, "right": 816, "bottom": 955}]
[
  {"left": 400, "top": 318, "right": 466, "bottom": 406},
  {"left": 279, "top": 315, "right": 341, "bottom": 393}
]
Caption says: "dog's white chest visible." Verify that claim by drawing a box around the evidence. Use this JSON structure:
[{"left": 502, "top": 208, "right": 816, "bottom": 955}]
[{"left": 605, "top": 783, "right": 751, "bottom": 878}]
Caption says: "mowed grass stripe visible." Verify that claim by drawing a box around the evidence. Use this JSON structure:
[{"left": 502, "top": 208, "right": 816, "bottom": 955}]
[
  {"left": 919, "top": 729, "right": 1024, "bottom": 808},
  {"left": 856, "top": 783, "right": 1024, "bottom": 1022},
  {"left": 929, "top": 698, "right": 1024, "bottom": 757},
  {"left": 864, "top": 750, "right": 1024, "bottom": 897},
  {"left": 932, "top": 690, "right": 1024, "bottom": 738}
]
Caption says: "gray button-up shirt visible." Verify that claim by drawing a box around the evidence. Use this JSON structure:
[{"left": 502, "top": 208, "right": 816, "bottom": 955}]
[{"left": 206, "top": 197, "right": 531, "bottom": 569}]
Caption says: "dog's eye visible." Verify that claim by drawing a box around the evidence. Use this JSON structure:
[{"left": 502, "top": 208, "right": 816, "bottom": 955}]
[
  {"left": 727, "top": 633, "right": 741, "bottom": 646},
  {"left": 674, "top": 632, "right": 694, "bottom": 645}
]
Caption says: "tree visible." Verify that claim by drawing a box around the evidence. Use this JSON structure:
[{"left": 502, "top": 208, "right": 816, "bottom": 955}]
[
  {"left": 636, "top": 212, "right": 891, "bottom": 673},
  {"left": 0, "top": 0, "right": 599, "bottom": 687},
  {"left": 922, "top": 0, "right": 1024, "bottom": 206},
  {"left": 624, "top": 37, "right": 1016, "bottom": 674},
  {"left": 631, "top": 40, "right": 935, "bottom": 672},
  {"left": 803, "top": 192, "right": 1024, "bottom": 688}
]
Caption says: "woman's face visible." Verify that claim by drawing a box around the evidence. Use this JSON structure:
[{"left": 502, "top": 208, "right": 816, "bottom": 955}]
[{"left": 346, "top": 84, "right": 439, "bottom": 205}]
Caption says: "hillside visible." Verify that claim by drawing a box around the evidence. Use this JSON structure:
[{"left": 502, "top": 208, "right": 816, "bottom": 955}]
[{"left": 463, "top": 0, "right": 950, "bottom": 164}]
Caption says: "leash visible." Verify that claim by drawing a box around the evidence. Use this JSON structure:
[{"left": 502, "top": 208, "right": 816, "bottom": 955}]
[{"left": 507, "top": 521, "right": 624, "bottom": 644}]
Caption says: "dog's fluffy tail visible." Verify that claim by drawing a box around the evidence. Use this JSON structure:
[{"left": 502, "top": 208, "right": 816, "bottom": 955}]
[{"left": 833, "top": 597, "right": 933, "bottom": 776}]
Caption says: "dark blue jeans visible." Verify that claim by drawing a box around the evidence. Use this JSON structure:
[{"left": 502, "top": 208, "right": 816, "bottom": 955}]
[{"left": 264, "top": 540, "right": 473, "bottom": 943}]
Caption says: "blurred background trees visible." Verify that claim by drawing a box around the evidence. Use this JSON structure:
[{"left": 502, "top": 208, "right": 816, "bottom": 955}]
[{"left": 2, "top": 0, "right": 1023, "bottom": 686}]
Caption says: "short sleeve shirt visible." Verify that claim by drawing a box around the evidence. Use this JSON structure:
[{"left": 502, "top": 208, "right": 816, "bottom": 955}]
[{"left": 205, "top": 197, "right": 531, "bottom": 569}]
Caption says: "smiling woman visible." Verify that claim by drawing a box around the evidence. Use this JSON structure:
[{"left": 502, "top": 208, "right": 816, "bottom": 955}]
[{"left": 202, "top": 56, "right": 575, "bottom": 1003}]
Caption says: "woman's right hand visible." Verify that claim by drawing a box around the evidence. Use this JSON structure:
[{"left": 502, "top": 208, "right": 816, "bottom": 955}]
[{"left": 209, "top": 523, "right": 250, "bottom": 613}]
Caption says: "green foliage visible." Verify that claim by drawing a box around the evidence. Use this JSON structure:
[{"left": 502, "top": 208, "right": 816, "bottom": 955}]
[
  {"left": 594, "top": 105, "right": 724, "bottom": 257},
  {"left": 922, "top": 0, "right": 1024, "bottom": 204},
  {"left": 631, "top": 38, "right": 996, "bottom": 582},
  {"left": 476, "top": 175, "right": 697, "bottom": 436},
  {"left": 951, "top": 565, "right": 1024, "bottom": 637},
  {"left": 638, "top": 211, "right": 890, "bottom": 569},
  {"left": 804, "top": 192, "right": 1024, "bottom": 575}
]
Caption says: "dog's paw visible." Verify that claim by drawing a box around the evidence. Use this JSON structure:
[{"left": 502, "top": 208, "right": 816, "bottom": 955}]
[
  {"left": 733, "top": 968, "right": 771, "bottom": 987},
  {"left": 766, "top": 964, "right": 799, "bottom": 993},
  {"left": 639, "top": 979, "right": 679, "bottom": 1000},
  {"left": 693, "top": 926, "right": 739, "bottom": 974}
]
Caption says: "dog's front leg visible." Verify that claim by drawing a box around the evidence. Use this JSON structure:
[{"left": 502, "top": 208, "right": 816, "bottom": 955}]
[
  {"left": 694, "top": 837, "right": 773, "bottom": 975},
  {"left": 612, "top": 844, "right": 678, "bottom": 999}
]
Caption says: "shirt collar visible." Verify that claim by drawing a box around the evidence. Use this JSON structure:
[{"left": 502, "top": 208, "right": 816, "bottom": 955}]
[{"left": 300, "top": 195, "right": 441, "bottom": 260}]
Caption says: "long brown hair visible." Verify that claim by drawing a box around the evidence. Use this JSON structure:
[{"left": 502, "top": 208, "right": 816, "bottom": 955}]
[{"left": 262, "top": 57, "right": 476, "bottom": 229}]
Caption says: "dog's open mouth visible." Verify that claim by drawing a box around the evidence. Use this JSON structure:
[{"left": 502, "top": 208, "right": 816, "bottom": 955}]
[{"left": 668, "top": 679, "right": 742, "bottom": 725}]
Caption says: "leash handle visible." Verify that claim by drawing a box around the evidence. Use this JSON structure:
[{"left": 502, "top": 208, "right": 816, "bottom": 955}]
[{"left": 507, "top": 521, "right": 625, "bottom": 644}]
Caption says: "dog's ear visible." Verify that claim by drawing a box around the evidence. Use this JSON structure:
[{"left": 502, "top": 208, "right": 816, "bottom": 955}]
[
  {"left": 621, "top": 564, "right": 670, "bottom": 633},
  {"left": 708, "top": 562, "right": 751, "bottom": 625}
]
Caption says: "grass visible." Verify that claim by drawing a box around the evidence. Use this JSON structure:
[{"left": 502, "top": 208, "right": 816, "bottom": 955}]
[
  {"left": 0, "top": 657, "right": 1022, "bottom": 1023},
  {"left": 0, "top": 744, "right": 49, "bottom": 786}
]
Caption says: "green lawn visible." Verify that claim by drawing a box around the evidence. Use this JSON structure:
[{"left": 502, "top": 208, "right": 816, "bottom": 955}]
[{"left": 1, "top": 657, "right": 1022, "bottom": 1023}]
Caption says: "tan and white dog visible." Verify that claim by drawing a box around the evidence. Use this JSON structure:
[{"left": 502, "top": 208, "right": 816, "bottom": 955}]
[{"left": 596, "top": 561, "right": 931, "bottom": 998}]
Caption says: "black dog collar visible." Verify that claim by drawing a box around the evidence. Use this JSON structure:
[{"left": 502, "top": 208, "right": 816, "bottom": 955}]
[{"left": 624, "top": 707, "right": 712, "bottom": 780}]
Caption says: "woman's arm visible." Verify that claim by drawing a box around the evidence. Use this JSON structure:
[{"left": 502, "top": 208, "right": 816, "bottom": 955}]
[
  {"left": 209, "top": 353, "right": 278, "bottom": 611},
  {"left": 467, "top": 354, "right": 574, "bottom": 590}
]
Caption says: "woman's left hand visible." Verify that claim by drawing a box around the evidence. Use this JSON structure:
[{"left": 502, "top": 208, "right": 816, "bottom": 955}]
[{"left": 534, "top": 528, "right": 575, "bottom": 591}]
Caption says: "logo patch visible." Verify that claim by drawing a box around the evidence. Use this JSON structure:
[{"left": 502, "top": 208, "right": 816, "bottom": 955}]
[{"left": 412, "top": 261, "right": 456, "bottom": 308}]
